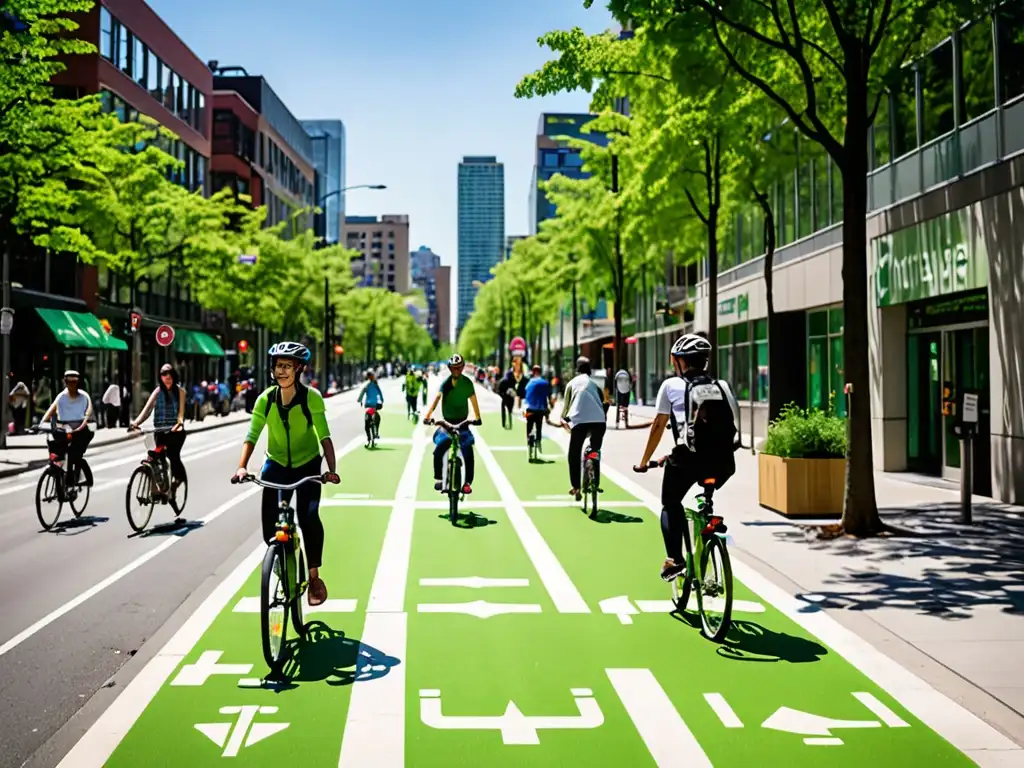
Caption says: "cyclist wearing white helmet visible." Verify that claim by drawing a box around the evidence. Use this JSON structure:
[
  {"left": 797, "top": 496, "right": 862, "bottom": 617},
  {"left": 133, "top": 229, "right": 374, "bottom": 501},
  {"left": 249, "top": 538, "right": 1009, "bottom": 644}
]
[
  {"left": 633, "top": 332, "right": 740, "bottom": 582},
  {"left": 40, "top": 369, "right": 95, "bottom": 480},
  {"left": 231, "top": 341, "right": 339, "bottom": 606},
  {"left": 423, "top": 354, "right": 482, "bottom": 494}
]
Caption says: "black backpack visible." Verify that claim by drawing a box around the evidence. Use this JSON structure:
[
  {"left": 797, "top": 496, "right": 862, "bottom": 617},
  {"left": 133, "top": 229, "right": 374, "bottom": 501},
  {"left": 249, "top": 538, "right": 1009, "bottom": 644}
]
[
  {"left": 263, "top": 384, "right": 313, "bottom": 428},
  {"left": 683, "top": 374, "right": 737, "bottom": 456}
]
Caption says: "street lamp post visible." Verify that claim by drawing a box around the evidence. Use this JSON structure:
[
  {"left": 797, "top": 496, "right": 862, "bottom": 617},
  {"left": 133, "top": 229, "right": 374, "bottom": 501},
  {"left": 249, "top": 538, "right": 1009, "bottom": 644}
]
[
  {"left": 0, "top": 247, "right": 12, "bottom": 449},
  {"left": 318, "top": 183, "right": 385, "bottom": 393}
]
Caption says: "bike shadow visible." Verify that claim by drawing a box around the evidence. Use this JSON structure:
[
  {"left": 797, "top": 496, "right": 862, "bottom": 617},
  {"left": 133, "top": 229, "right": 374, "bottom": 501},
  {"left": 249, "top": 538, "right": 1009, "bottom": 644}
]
[
  {"left": 129, "top": 519, "right": 205, "bottom": 539},
  {"left": 46, "top": 515, "right": 110, "bottom": 535},
  {"left": 528, "top": 457, "right": 556, "bottom": 465},
  {"left": 715, "top": 620, "right": 828, "bottom": 663},
  {"left": 273, "top": 620, "right": 401, "bottom": 687},
  {"left": 587, "top": 509, "right": 644, "bottom": 524},
  {"left": 438, "top": 511, "right": 498, "bottom": 529}
]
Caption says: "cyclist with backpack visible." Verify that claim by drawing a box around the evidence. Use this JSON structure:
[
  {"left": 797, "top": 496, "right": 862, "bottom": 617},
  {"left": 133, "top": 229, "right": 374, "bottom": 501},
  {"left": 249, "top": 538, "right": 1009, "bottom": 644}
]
[
  {"left": 358, "top": 370, "right": 384, "bottom": 445},
  {"left": 633, "top": 333, "right": 741, "bottom": 582},
  {"left": 231, "top": 342, "right": 339, "bottom": 606}
]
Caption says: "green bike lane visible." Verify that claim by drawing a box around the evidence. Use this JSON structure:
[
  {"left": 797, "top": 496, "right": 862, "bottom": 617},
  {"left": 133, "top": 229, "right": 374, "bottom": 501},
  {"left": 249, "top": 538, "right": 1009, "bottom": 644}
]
[{"left": 57, "top": 408, "right": 1008, "bottom": 766}]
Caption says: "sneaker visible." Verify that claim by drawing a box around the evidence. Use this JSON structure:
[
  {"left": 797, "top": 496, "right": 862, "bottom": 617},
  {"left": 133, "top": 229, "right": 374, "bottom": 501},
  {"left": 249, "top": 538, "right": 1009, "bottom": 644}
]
[{"left": 660, "top": 559, "right": 686, "bottom": 582}]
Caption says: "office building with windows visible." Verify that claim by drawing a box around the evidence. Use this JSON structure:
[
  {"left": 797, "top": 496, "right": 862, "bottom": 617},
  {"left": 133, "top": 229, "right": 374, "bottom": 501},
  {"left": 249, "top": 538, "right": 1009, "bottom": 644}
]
[
  {"left": 694, "top": 2, "right": 1024, "bottom": 502},
  {"left": 211, "top": 73, "right": 315, "bottom": 232},
  {"left": 434, "top": 265, "right": 453, "bottom": 344},
  {"left": 505, "top": 235, "right": 527, "bottom": 261},
  {"left": 411, "top": 246, "right": 443, "bottom": 343},
  {"left": 530, "top": 112, "right": 608, "bottom": 235},
  {"left": 457, "top": 156, "right": 505, "bottom": 333},
  {"left": 302, "top": 120, "right": 346, "bottom": 243},
  {"left": 344, "top": 215, "right": 411, "bottom": 293}
]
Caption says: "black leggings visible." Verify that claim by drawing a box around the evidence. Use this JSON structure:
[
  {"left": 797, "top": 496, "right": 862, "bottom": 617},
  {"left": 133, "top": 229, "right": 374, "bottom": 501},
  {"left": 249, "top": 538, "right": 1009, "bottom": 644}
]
[
  {"left": 48, "top": 429, "right": 94, "bottom": 477},
  {"left": 525, "top": 410, "right": 547, "bottom": 445},
  {"left": 568, "top": 422, "right": 606, "bottom": 489},
  {"left": 501, "top": 393, "right": 515, "bottom": 426},
  {"left": 364, "top": 409, "right": 381, "bottom": 439},
  {"left": 660, "top": 448, "right": 735, "bottom": 563},
  {"left": 406, "top": 395, "right": 418, "bottom": 415},
  {"left": 260, "top": 456, "right": 325, "bottom": 569},
  {"left": 155, "top": 430, "right": 186, "bottom": 480}
]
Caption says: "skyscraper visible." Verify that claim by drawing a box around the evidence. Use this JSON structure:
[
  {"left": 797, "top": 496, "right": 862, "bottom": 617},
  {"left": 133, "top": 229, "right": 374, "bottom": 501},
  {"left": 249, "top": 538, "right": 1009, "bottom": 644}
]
[
  {"left": 457, "top": 156, "right": 504, "bottom": 334},
  {"left": 302, "top": 119, "right": 346, "bottom": 243},
  {"left": 530, "top": 113, "right": 608, "bottom": 235},
  {"left": 411, "top": 246, "right": 442, "bottom": 343}
]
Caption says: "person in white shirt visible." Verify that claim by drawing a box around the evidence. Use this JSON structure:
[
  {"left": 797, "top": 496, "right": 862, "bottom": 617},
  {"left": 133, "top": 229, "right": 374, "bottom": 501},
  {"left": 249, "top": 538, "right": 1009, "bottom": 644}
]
[
  {"left": 559, "top": 356, "right": 609, "bottom": 498},
  {"left": 101, "top": 378, "right": 121, "bottom": 429},
  {"left": 40, "top": 370, "right": 95, "bottom": 478},
  {"left": 633, "top": 333, "right": 740, "bottom": 582}
]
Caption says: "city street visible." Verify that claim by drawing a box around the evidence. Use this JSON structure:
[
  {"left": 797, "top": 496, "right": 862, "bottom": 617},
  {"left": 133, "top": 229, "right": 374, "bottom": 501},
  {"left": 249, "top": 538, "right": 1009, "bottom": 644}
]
[{"left": 5, "top": 379, "right": 1019, "bottom": 767}]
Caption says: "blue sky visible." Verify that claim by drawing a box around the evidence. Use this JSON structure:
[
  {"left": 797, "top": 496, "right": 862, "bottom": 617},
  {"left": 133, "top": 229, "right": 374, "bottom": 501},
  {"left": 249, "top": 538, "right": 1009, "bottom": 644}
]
[{"left": 148, "top": 0, "right": 613, "bottom": 271}]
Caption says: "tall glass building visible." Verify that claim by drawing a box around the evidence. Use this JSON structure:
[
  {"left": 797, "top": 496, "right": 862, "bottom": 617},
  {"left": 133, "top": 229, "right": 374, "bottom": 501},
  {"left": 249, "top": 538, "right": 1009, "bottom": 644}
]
[
  {"left": 457, "top": 156, "right": 504, "bottom": 334},
  {"left": 301, "top": 119, "right": 346, "bottom": 243}
]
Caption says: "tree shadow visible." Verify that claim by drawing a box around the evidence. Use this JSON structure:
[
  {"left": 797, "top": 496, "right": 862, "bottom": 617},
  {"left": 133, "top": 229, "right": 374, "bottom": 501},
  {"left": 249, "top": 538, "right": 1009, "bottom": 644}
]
[
  {"left": 588, "top": 508, "right": 644, "bottom": 524},
  {"left": 276, "top": 620, "right": 401, "bottom": 686},
  {"left": 437, "top": 511, "right": 497, "bottom": 529},
  {"left": 716, "top": 620, "right": 829, "bottom": 663},
  {"left": 774, "top": 502, "right": 1024, "bottom": 619}
]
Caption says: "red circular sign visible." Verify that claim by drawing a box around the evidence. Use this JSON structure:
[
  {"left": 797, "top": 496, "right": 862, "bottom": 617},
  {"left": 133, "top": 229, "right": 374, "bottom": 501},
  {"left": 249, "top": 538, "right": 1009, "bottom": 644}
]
[{"left": 155, "top": 325, "right": 175, "bottom": 347}]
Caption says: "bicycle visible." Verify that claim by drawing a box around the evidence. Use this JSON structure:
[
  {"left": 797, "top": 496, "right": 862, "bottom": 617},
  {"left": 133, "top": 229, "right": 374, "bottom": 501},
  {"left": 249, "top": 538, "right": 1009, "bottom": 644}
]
[
  {"left": 644, "top": 456, "right": 734, "bottom": 642},
  {"left": 30, "top": 424, "right": 93, "bottom": 530},
  {"left": 427, "top": 418, "right": 480, "bottom": 525},
  {"left": 125, "top": 426, "right": 188, "bottom": 532},
  {"left": 364, "top": 407, "right": 380, "bottom": 449},
  {"left": 234, "top": 473, "right": 325, "bottom": 675},
  {"left": 525, "top": 411, "right": 547, "bottom": 463},
  {"left": 579, "top": 437, "right": 601, "bottom": 516}
]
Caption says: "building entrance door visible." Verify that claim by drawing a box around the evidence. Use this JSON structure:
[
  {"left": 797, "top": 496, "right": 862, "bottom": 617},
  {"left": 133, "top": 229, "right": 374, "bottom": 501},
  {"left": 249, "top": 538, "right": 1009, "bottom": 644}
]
[{"left": 907, "top": 332, "right": 942, "bottom": 474}]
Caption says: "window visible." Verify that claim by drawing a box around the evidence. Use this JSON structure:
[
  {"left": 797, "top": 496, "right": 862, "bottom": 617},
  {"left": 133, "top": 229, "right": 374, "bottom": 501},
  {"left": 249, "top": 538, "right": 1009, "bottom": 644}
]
[
  {"left": 717, "top": 326, "right": 732, "bottom": 380},
  {"left": 197, "top": 93, "right": 206, "bottom": 136},
  {"left": 920, "top": 39, "right": 955, "bottom": 142},
  {"left": 807, "top": 306, "right": 845, "bottom": 416},
  {"left": 797, "top": 160, "right": 812, "bottom": 238},
  {"left": 830, "top": 160, "right": 843, "bottom": 224},
  {"left": 163, "top": 69, "right": 174, "bottom": 112},
  {"left": 176, "top": 78, "right": 185, "bottom": 118},
  {"left": 117, "top": 23, "right": 129, "bottom": 73},
  {"left": 871, "top": 92, "right": 891, "bottom": 168},
  {"left": 890, "top": 65, "right": 917, "bottom": 157},
  {"left": 99, "top": 89, "right": 112, "bottom": 113},
  {"left": 997, "top": 3, "right": 1024, "bottom": 103},
  {"left": 133, "top": 37, "right": 145, "bottom": 86},
  {"left": 99, "top": 7, "right": 112, "bottom": 60},
  {"left": 813, "top": 156, "right": 830, "bottom": 229},
  {"left": 733, "top": 322, "right": 751, "bottom": 400},
  {"left": 960, "top": 19, "right": 996, "bottom": 121},
  {"left": 754, "top": 319, "right": 768, "bottom": 402},
  {"left": 782, "top": 172, "right": 795, "bottom": 244},
  {"left": 147, "top": 55, "right": 160, "bottom": 97}
]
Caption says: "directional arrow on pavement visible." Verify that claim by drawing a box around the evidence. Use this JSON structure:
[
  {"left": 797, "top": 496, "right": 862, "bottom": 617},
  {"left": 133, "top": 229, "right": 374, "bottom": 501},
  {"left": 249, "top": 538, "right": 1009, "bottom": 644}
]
[
  {"left": 599, "top": 596, "right": 640, "bottom": 624},
  {"left": 419, "top": 577, "right": 530, "bottom": 589},
  {"left": 762, "top": 706, "right": 880, "bottom": 745},
  {"left": 172, "top": 651, "right": 253, "bottom": 686},
  {"left": 417, "top": 601, "right": 542, "bottom": 618}
]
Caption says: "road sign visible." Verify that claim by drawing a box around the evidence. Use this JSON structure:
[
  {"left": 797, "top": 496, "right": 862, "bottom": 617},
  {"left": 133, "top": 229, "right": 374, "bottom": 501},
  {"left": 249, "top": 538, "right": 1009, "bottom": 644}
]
[
  {"left": 962, "top": 392, "right": 979, "bottom": 423},
  {"left": 130, "top": 312, "right": 142, "bottom": 333},
  {"left": 155, "top": 324, "right": 174, "bottom": 347}
]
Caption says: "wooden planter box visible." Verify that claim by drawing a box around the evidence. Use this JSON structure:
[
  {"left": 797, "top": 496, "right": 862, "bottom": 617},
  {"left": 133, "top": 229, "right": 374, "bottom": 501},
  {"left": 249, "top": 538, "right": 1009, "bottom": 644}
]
[{"left": 758, "top": 453, "right": 845, "bottom": 517}]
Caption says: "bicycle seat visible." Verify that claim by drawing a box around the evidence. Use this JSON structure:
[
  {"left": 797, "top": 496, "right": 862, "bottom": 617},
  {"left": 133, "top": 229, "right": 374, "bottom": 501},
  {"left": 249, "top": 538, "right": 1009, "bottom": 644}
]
[{"left": 366, "top": 408, "right": 376, "bottom": 416}]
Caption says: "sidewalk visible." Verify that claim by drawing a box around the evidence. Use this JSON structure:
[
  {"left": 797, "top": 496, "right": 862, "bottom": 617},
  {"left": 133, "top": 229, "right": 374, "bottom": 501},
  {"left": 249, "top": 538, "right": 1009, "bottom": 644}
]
[{"left": 596, "top": 418, "right": 1024, "bottom": 746}]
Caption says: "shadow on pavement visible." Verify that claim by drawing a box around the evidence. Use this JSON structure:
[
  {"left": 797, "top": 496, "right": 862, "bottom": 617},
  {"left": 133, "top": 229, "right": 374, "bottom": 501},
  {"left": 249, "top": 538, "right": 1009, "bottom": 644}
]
[
  {"left": 774, "top": 502, "right": 1024, "bottom": 619},
  {"left": 365, "top": 445, "right": 396, "bottom": 452},
  {"left": 278, "top": 621, "right": 401, "bottom": 686},
  {"left": 438, "top": 511, "right": 497, "bottom": 528},
  {"left": 588, "top": 509, "right": 644, "bottom": 524},
  {"left": 716, "top": 620, "right": 829, "bottom": 663},
  {"left": 48, "top": 515, "right": 110, "bottom": 535},
  {"left": 128, "top": 519, "right": 205, "bottom": 539}
]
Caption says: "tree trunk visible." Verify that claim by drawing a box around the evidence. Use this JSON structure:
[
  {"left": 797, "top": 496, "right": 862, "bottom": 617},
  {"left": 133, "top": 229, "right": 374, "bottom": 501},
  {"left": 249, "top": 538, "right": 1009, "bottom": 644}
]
[
  {"left": 839, "top": 74, "right": 884, "bottom": 536},
  {"left": 706, "top": 208, "right": 719, "bottom": 375},
  {"left": 754, "top": 187, "right": 782, "bottom": 419}
]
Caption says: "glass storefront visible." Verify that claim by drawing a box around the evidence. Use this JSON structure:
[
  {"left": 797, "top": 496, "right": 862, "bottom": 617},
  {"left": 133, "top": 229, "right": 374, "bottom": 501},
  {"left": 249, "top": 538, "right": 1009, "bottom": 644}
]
[{"left": 807, "top": 306, "right": 845, "bottom": 416}]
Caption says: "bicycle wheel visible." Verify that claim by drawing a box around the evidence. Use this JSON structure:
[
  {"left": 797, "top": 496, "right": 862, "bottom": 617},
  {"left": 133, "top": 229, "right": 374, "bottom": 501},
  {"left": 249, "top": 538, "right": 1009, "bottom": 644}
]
[
  {"left": 696, "top": 534, "right": 734, "bottom": 642},
  {"left": 170, "top": 466, "right": 189, "bottom": 517},
  {"left": 670, "top": 530, "right": 695, "bottom": 614},
  {"left": 290, "top": 548, "right": 307, "bottom": 640},
  {"left": 126, "top": 465, "right": 156, "bottom": 532},
  {"left": 260, "top": 544, "right": 290, "bottom": 673},
  {"left": 448, "top": 456, "right": 462, "bottom": 524},
  {"left": 35, "top": 466, "right": 63, "bottom": 531},
  {"left": 589, "top": 461, "right": 599, "bottom": 516},
  {"left": 69, "top": 460, "right": 91, "bottom": 518}
]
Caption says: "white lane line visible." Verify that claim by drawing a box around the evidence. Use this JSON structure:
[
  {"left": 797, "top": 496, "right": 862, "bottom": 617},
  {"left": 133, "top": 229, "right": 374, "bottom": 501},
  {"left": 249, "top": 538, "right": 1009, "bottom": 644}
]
[
  {"left": 475, "top": 434, "right": 589, "bottom": 614},
  {"left": 704, "top": 693, "right": 744, "bottom": 727},
  {"left": 338, "top": 428, "right": 426, "bottom": 767},
  {"left": 607, "top": 668, "right": 712, "bottom": 766},
  {"left": 582, "top": 443, "right": 1024, "bottom": 761}
]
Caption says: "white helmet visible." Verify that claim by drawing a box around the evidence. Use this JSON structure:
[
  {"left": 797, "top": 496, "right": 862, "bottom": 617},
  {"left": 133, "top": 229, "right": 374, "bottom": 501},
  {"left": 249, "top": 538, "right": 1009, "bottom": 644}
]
[
  {"left": 448, "top": 354, "right": 464, "bottom": 367},
  {"left": 670, "top": 333, "right": 712, "bottom": 358},
  {"left": 63, "top": 369, "right": 81, "bottom": 379}
]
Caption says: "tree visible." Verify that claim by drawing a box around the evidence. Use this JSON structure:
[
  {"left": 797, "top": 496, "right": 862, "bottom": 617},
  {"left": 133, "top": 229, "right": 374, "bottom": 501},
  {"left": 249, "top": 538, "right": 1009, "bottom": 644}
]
[{"left": 598, "top": 0, "right": 970, "bottom": 535}]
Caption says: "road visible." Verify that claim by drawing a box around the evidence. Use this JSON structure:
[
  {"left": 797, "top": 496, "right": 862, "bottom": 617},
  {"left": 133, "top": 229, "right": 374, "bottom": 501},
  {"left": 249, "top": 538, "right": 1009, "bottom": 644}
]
[{"left": 2, "top": 378, "right": 1018, "bottom": 766}]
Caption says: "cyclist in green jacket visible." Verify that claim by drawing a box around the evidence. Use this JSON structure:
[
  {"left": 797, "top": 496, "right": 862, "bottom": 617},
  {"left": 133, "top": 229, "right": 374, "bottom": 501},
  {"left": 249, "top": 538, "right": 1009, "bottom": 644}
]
[
  {"left": 231, "top": 342, "right": 339, "bottom": 606},
  {"left": 402, "top": 369, "right": 422, "bottom": 418}
]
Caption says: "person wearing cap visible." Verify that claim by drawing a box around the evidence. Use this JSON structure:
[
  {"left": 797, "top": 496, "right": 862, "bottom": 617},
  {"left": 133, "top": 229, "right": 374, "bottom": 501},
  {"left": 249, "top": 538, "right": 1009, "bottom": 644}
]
[
  {"left": 129, "top": 364, "right": 187, "bottom": 497},
  {"left": 39, "top": 370, "right": 95, "bottom": 480},
  {"left": 523, "top": 363, "right": 555, "bottom": 458}
]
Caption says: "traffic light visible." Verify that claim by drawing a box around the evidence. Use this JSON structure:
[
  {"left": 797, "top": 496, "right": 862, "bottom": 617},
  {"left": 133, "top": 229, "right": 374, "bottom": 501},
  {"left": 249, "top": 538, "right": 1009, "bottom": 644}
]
[
  {"left": 238, "top": 339, "right": 249, "bottom": 354},
  {"left": 129, "top": 312, "right": 141, "bottom": 333}
]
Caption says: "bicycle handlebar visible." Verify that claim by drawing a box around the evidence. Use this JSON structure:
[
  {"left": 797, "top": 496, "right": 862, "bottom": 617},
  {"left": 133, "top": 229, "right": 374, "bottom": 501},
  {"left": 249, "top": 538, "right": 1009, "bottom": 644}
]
[
  {"left": 129, "top": 426, "right": 177, "bottom": 434},
  {"left": 30, "top": 424, "right": 74, "bottom": 436},
  {"left": 234, "top": 474, "right": 325, "bottom": 490},
  {"left": 425, "top": 418, "right": 481, "bottom": 430}
]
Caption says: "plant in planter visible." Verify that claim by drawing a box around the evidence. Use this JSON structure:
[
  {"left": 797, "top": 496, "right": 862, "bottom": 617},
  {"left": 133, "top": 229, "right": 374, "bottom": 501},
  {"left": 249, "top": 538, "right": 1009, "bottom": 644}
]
[{"left": 758, "top": 401, "right": 847, "bottom": 517}]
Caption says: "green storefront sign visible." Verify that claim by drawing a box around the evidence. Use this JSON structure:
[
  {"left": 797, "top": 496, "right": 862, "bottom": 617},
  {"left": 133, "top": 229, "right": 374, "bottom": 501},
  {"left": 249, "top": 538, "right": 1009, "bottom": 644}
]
[
  {"left": 875, "top": 208, "right": 988, "bottom": 307},
  {"left": 719, "top": 293, "right": 748, "bottom": 317}
]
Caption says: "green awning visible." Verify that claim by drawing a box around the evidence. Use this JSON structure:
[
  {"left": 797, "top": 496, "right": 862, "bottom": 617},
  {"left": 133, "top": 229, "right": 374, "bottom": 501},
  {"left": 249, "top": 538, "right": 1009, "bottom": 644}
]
[
  {"left": 35, "top": 308, "right": 128, "bottom": 351},
  {"left": 174, "top": 329, "right": 225, "bottom": 357}
]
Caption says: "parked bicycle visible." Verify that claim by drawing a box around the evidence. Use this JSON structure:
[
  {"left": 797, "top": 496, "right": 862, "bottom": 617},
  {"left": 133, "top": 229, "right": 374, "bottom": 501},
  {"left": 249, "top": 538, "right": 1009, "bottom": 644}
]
[
  {"left": 234, "top": 473, "right": 325, "bottom": 674},
  {"left": 426, "top": 418, "right": 480, "bottom": 525},
  {"left": 30, "top": 424, "right": 93, "bottom": 530},
  {"left": 124, "top": 426, "right": 188, "bottom": 532},
  {"left": 645, "top": 456, "right": 734, "bottom": 642}
]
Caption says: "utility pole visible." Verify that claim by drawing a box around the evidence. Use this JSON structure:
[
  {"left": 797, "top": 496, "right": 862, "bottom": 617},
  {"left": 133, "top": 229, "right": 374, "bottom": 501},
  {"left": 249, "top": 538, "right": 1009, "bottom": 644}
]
[
  {"left": 130, "top": 272, "right": 142, "bottom": 418},
  {"left": 322, "top": 274, "right": 329, "bottom": 393},
  {"left": 0, "top": 247, "right": 12, "bottom": 449},
  {"left": 612, "top": 152, "right": 623, "bottom": 373}
]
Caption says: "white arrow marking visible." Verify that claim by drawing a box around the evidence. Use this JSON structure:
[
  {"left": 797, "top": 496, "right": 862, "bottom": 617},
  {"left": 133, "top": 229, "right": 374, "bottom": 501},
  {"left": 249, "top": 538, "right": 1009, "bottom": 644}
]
[
  {"left": 852, "top": 692, "right": 909, "bottom": 727},
  {"left": 762, "top": 706, "right": 879, "bottom": 744},
  {"left": 232, "top": 597, "right": 357, "bottom": 614},
  {"left": 194, "top": 705, "right": 288, "bottom": 757},
  {"left": 195, "top": 722, "right": 231, "bottom": 747},
  {"left": 172, "top": 651, "right": 252, "bottom": 686},
  {"left": 416, "top": 601, "right": 542, "bottom": 618},
  {"left": 635, "top": 598, "right": 766, "bottom": 614},
  {"left": 599, "top": 596, "right": 639, "bottom": 624},
  {"left": 419, "top": 577, "right": 530, "bottom": 589}
]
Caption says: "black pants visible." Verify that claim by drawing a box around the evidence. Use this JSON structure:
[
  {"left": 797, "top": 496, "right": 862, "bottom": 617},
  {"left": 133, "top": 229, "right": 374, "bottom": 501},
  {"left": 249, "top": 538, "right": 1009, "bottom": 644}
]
[
  {"left": 12, "top": 405, "right": 26, "bottom": 433},
  {"left": 660, "top": 447, "right": 735, "bottom": 563},
  {"left": 260, "top": 456, "right": 325, "bottom": 569},
  {"left": 501, "top": 393, "right": 515, "bottom": 426},
  {"left": 47, "top": 429, "right": 94, "bottom": 478},
  {"left": 104, "top": 404, "right": 119, "bottom": 429},
  {"left": 568, "top": 422, "right": 606, "bottom": 490},
  {"left": 406, "top": 395, "right": 418, "bottom": 415},
  {"left": 155, "top": 430, "right": 186, "bottom": 480},
  {"left": 525, "top": 410, "right": 547, "bottom": 445}
]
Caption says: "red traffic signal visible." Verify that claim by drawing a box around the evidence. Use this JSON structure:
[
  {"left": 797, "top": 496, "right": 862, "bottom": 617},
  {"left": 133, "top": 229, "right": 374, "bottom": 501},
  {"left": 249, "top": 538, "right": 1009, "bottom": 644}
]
[
  {"left": 334, "top": 344, "right": 343, "bottom": 355},
  {"left": 237, "top": 339, "right": 249, "bottom": 354},
  {"left": 129, "top": 312, "right": 141, "bottom": 332}
]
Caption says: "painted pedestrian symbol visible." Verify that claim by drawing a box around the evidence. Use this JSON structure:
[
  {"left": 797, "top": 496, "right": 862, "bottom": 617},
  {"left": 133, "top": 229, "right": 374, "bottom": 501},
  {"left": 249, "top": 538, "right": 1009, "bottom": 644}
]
[
  {"left": 419, "top": 688, "right": 603, "bottom": 744},
  {"left": 195, "top": 705, "right": 289, "bottom": 756}
]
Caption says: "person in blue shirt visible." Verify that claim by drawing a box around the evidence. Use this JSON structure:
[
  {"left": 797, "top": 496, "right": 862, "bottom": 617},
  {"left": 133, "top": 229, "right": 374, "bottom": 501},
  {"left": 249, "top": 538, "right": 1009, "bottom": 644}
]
[
  {"left": 357, "top": 370, "right": 384, "bottom": 444},
  {"left": 523, "top": 364, "right": 555, "bottom": 457}
]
